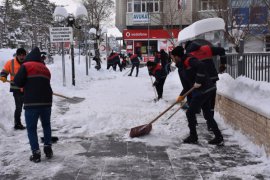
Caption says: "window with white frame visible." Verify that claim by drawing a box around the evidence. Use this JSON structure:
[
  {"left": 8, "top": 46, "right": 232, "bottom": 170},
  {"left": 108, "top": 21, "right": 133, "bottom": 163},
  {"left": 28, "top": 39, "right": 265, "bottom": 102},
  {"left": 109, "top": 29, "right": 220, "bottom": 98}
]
[
  {"left": 127, "top": 0, "right": 162, "bottom": 13},
  {"left": 134, "top": 0, "right": 141, "bottom": 12},
  {"left": 200, "top": 0, "right": 217, "bottom": 10},
  {"left": 128, "top": 0, "right": 133, "bottom": 12}
]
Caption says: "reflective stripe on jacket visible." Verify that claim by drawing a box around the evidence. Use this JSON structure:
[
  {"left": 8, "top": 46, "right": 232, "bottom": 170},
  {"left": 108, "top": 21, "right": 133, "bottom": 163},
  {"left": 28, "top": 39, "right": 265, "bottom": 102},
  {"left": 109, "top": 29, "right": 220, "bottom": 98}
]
[{"left": 1, "top": 58, "right": 22, "bottom": 91}]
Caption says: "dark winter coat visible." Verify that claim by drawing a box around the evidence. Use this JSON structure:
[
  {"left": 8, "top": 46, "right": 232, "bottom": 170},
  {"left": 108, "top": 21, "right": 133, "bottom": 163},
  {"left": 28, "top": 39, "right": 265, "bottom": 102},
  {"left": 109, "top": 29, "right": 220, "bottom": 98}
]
[
  {"left": 148, "top": 63, "right": 167, "bottom": 83},
  {"left": 176, "top": 62, "right": 192, "bottom": 97},
  {"left": 130, "top": 54, "right": 140, "bottom": 65},
  {"left": 14, "top": 47, "right": 53, "bottom": 109},
  {"left": 186, "top": 43, "right": 226, "bottom": 83},
  {"left": 180, "top": 54, "right": 216, "bottom": 95},
  {"left": 107, "top": 53, "right": 118, "bottom": 65},
  {"left": 160, "top": 50, "right": 170, "bottom": 74}
]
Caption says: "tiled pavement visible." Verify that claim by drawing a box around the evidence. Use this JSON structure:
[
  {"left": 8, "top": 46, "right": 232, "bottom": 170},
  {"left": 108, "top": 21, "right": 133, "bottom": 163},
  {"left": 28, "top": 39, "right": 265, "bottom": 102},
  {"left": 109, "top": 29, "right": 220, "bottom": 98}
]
[
  {"left": 1, "top": 120, "right": 268, "bottom": 180},
  {"left": 49, "top": 123, "right": 267, "bottom": 180}
]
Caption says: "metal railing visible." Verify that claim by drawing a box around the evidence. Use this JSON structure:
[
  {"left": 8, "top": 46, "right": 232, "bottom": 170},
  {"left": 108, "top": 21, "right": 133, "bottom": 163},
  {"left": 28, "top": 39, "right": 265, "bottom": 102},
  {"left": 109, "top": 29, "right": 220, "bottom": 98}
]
[{"left": 214, "top": 53, "right": 270, "bottom": 83}]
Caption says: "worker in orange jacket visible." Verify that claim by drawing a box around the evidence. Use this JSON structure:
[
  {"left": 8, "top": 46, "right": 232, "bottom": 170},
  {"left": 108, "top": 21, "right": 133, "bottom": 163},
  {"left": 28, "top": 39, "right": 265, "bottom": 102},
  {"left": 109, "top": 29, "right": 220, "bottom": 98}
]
[{"left": 0, "top": 48, "right": 27, "bottom": 130}]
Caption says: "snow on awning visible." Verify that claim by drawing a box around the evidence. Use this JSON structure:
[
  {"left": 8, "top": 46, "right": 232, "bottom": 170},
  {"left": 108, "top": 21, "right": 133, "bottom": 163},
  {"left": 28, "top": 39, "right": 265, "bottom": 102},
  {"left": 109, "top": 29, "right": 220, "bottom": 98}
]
[{"left": 178, "top": 18, "right": 225, "bottom": 43}]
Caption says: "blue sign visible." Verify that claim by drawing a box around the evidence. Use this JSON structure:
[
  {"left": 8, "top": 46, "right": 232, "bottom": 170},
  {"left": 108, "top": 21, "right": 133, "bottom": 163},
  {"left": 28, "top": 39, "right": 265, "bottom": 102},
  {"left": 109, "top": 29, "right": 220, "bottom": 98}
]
[
  {"left": 233, "top": 8, "right": 249, "bottom": 25},
  {"left": 250, "top": 6, "right": 268, "bottom": 24}
]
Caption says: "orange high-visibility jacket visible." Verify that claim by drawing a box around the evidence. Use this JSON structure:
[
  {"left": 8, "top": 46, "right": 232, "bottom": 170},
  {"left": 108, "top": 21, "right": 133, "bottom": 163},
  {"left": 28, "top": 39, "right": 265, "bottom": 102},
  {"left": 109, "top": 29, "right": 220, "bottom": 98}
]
[{"left": 1, "top": 57, "right": 22, "bottom": 91}]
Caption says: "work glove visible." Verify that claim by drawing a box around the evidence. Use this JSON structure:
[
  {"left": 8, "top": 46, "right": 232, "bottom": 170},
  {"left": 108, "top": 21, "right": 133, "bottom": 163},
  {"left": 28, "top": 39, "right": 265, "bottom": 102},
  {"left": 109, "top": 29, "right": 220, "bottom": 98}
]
[
  {"left": 176, "top": 96, "right": 185, "bottom": 103},
  {"left": 0, "top": 76, "right": 7, "bottom": 83},
  {"left": 193, "top": 83, "right": 201, "bottom": 88},
  {"left": 219, "top": 64, "right": 226, "bottom": 73}
]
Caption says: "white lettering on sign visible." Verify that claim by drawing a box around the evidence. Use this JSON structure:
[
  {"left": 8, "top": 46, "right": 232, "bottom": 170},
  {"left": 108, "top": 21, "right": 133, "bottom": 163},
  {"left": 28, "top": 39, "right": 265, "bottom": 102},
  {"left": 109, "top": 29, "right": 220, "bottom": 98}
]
[
  {"left": 49, "top": 27, "right": 73, "bottom": 43},
  {"left": 133, "top": 13, "right": 149, "bottom": 23}
]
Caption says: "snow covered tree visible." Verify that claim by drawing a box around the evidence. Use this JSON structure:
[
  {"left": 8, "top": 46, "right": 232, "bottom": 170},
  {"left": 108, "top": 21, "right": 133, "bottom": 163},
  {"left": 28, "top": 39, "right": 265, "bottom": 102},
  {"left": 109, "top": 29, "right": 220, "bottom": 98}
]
[{"left": 18, "top": 0, "right": 55, "bottom": 49}]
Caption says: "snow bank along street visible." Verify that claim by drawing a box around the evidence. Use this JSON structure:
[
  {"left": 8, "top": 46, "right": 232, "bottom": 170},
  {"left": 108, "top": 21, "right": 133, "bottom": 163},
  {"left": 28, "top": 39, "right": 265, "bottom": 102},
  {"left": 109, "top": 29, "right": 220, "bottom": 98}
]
[{"left": 0, "top": 50, "right": 270, "bottom": 179}]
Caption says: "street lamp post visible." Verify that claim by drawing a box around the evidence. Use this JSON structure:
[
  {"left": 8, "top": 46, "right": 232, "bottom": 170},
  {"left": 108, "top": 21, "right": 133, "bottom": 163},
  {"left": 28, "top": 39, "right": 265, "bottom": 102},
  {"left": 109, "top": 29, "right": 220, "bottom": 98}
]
[
  {"left": 89, "top": 27, "right": 109, "bottom": 70},
  {"left": 53, "top": 6, "right": 88, "bottom": 86}
]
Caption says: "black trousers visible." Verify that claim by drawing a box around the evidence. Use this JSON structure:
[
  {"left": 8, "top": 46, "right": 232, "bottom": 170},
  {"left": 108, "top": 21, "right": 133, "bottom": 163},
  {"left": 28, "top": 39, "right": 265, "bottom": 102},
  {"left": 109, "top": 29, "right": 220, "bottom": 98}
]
[
  {"left": 129, "top": 64, "right": 139, "bottom": 76},
  {"left": 113, "top": 61, "right": 122, "bottom": 71},
  {"left": 186, "top": 90, "right": 222, "bottom": 138},
  {"left": 155, "top": 78, "right": 166, "bottom": 99},
  {"left": 13, "top": 91, "right": 24, "bottom": 126}
]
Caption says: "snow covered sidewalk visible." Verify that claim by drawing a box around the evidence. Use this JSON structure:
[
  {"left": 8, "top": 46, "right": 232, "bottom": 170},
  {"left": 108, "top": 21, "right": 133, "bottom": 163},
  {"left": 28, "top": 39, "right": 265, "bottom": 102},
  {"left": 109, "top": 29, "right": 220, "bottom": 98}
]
[{"left": 0, "top": 53, "right": 270, "bottom": 179}]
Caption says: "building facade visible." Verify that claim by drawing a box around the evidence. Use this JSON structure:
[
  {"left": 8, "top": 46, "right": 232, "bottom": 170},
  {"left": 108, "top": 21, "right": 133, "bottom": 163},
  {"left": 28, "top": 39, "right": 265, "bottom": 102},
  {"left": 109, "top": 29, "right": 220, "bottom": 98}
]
[
  {"left": 116, "top": 0, "right": 270, "bottom": 53},
  {"left": 116, "top": 0, "right": 194, "bottom": 60}
]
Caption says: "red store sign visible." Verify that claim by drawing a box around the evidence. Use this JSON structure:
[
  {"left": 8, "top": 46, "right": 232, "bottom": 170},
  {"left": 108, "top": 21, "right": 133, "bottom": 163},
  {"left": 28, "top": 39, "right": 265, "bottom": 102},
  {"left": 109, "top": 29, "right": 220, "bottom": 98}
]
[{"left": 123, "top": 29, "right": 180, "bottom": 40}]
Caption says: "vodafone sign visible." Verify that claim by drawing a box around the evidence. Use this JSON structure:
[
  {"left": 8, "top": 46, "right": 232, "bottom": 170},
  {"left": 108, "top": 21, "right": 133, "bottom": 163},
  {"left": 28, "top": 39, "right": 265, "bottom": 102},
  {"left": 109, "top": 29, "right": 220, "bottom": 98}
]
[
  {"left": 124, "top": 31, "right": 148, "bottom": 39},
  {"left": 123, "top": 29, "right": 180, "bottom": 40}
]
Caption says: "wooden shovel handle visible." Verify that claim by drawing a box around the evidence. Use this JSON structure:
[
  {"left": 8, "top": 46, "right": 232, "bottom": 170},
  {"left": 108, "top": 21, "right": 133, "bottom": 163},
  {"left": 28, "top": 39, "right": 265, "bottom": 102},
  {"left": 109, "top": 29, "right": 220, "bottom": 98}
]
[
  {"left": 53, "top": 92, "right": 71, "bottom": 99},
  {"left": 5, "top": 81, "right": 72, "bottom": 100},
  {"left": 148, "top": 86, "right": 195, "bottom": 125}
]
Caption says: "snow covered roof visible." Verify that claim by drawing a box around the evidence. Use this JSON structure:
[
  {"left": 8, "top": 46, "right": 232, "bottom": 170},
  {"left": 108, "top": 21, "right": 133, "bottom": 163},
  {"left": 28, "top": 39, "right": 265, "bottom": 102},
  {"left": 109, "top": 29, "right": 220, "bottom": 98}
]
[{"left": 178, "top": 17, "right": 225, "bottom": 43}]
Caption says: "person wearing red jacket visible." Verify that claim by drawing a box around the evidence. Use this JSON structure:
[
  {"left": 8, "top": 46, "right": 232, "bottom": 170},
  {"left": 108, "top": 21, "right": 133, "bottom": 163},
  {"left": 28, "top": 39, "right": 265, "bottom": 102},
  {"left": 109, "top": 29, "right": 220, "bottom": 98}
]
[
  {"left": 146, "top": 61, "right": 167, "bottom": 101},
  {"left": 172, "top": 46, "right": 223, "bottom": 145},
  {"left": 0, "top": 48, "right": 27, "bottom": 130},
  {"left": 185, "top": 40, "right": 227, "bottom": 131},
  {"left": 128, "top": 53, "right": 140, "bottom": 77},
  {"left": 14, "top": 47, "right": 53, "bottom": 163}
]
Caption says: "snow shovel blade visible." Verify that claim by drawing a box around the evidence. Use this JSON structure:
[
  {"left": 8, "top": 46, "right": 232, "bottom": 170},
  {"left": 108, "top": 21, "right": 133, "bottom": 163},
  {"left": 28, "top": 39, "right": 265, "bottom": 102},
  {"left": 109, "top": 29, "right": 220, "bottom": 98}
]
[
  {"left": 129, "top": 124, "right": 152, "bottom": 138},
  {"left": 53, "top": 93, "right": 85, "bottom": 104},
  {"left": 67, "top": 97, "right": 85, "bottom": 103}
]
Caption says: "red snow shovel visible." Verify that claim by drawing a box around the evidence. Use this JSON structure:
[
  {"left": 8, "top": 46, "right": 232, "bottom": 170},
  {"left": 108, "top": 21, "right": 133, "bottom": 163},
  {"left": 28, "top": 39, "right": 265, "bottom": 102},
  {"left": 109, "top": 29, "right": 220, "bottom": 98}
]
[{"left": 129, "top": 87, "right": 195, "bottom": 138}]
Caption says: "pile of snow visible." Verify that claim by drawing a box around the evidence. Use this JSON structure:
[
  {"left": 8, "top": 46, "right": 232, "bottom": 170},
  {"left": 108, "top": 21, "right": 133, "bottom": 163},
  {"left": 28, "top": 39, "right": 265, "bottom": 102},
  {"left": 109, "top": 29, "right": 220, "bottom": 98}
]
[
  {"left": 178, "top": 17, "right": 225, "bottom": 43},
  {"left": 217, "top": 73, "right": 270, "bottom": 118}
]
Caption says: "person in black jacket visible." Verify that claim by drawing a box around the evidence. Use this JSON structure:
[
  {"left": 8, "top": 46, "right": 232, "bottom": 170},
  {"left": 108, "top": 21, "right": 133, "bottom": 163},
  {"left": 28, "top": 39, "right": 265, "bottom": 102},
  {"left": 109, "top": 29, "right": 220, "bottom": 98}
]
[
  {"left": 147, "top": 61, "right": 167, "bottom": 101},
  {"left": 14, "top": 47, "right": 53, "bottom": 163},
  {"left": 185, "top": 40, "right": 227, "bottom": 130},
  {"left": 128, "top": 53, "right": 140, "bottom": 77},
  {"left": 160, "top": 49, "right": 171, "bottom": 75},
  {"left": 171, "top": 46, "right": 223, "bottom": 145}
]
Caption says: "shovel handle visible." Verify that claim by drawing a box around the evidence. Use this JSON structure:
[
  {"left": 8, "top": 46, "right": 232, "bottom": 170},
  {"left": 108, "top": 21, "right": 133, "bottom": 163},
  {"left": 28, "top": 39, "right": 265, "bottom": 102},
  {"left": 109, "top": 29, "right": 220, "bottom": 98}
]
[
  {"left": 53, "top": 92, "right": 71, "bottom": 99},
  {"left": 148, "top": 86, "right": 195, "bottom": 125},
  {"left": 167, "top": 101, "right": 187, "bottom": 120}
]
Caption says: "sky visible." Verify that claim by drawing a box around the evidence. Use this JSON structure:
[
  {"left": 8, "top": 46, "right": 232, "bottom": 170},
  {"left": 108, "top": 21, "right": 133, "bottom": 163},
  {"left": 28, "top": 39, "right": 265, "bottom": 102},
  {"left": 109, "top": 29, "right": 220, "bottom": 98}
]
[{"left": 0, "top": 48, "right": 270, "bottom": 179}]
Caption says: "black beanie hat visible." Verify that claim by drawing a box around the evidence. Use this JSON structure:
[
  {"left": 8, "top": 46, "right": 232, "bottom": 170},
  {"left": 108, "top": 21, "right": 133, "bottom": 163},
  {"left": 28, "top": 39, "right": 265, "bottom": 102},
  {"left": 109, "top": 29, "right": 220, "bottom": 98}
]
[
  {"left": 25, "top": 47, "right": 41, "bottom": 62},
  {"left": 16, "top": 48, "right": 27, "bottom": 56},
  {"left": 146, "top": 61, "right": 157, "bottom": 67},
  {"left": 171, "top": 46, "right": 184, "bottom": 57}
]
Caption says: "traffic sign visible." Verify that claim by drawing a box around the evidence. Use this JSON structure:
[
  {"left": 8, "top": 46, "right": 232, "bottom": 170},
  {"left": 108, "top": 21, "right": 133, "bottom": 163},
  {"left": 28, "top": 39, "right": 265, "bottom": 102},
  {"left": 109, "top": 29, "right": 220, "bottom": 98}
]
[{"left": 49, "top": 27, "right": 73, "bottom": 43}]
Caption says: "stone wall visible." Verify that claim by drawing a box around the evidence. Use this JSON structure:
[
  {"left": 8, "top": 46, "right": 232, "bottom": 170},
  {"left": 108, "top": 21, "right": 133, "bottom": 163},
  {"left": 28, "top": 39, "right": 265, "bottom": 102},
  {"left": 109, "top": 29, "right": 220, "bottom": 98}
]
[{"left": 216, "top": 94, "right": 270, "bottom": 156}]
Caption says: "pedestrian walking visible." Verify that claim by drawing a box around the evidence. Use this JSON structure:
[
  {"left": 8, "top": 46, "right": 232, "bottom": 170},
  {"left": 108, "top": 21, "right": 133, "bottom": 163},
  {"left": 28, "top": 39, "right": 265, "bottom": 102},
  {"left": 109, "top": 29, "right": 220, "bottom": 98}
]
[
  {"left": 14, "top": 47, "right": 53, "bottom": 163},
  {"left": 0, "top": 48, "right": 27, "bottom": 130},
  {"left": 171, "top": 46, "right": 223, "bottom": 145},
  {"left": 146, "top": 61, "right": 167, "bottom": 101}
]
